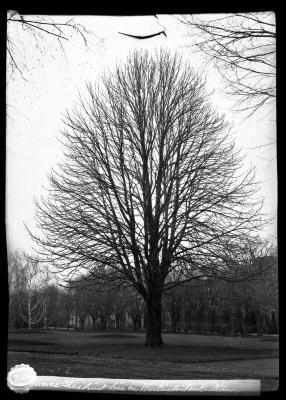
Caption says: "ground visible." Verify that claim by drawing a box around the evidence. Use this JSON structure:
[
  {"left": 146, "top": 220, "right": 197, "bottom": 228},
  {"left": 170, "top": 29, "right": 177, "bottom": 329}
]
[{"left": 7, "top": 329, "right": 279, "bottom": 392}]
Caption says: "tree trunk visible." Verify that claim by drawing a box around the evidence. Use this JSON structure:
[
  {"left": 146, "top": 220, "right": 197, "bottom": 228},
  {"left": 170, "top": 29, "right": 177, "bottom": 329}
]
[
  {"left": 256, "top": 311, "right": 264, "bottom": 336},
  {"left": 183, "top": 310, "right": 191, "bottom": 333},
  {"left": 241, "top": 306, "right": 247, "bottom": 336},
  {"left": 144, "top": 292, "right": 163, "bottom": 347},
  {"left": 171, "top": 314, "right": 177, "bottom": 333},
  {"left": 132, "top": 316, "right": 138, "bottom": 332},
  {"left": 28, "top": 298, "right": 32, "bottom": 329},
  {"left": 100, "top": 316, "right": 107, "bottom": 330},
  {"left": 80, "top": 317, "right": 85, "bottom": 330},
  {"left": 43, "top": 302, "right": 47, "bottom": 329},
  {"left": 91, "top": 316, "right": 97, "bottom": 330}
]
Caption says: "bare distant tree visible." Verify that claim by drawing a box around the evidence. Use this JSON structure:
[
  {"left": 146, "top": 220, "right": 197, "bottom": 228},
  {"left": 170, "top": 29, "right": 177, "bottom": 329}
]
[
  {"left": 7, "top": 10, "right": 92, "bottom": 81},
  {"left": 179, "top": 12, "right": 276, "bottom": 116},
  {"left": 112, "top": 288, "right": 130, "bottom": 329},
  {"left": 8, "top": 251, "right": 22, "bottom": 327},
  {"left": 29, "top": 50, "right": 266, "bottom": 346},
  {"left": 96, "top": 287, "right": 114, "bottom": 330},
  {"left": 61, "top": 290, "right": 75, "bottom": 329},
  {"left": 82, "top": 288, "right": 99, "bottom": 329},
  {"left": 236, "top": 253, "right": 277, "bottom": 335},
  {"left": 9, "top": 252, "right": 49, "bottom": 329},
  {"left": 125, "top": 288, "right": 145, "bottom": 331},
  {"left": 163, "top": 286, "right": 183, "bottom": 333},
  {"left": 73, "top": 286, "right": 89, "bottom": 329},
  {"left": 42, "top": 284, "right": 62, "bottom": 328}
]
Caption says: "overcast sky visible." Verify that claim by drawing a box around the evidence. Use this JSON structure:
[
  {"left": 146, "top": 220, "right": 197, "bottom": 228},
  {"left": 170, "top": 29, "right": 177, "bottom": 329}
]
[{"left": 6, "top": 14, "right": 277, "bottom": 254}]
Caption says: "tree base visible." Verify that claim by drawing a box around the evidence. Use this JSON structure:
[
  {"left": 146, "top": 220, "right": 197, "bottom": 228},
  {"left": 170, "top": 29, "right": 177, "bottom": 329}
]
[
  {"left": 144, "top": 342, "right": 164, "bottom": 348},
  {"left": 144, "top": 336, "right": 164, "bottom": 347}
]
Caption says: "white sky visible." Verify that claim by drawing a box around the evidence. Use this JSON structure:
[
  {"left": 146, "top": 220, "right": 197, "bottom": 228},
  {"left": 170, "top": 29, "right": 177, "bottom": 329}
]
[{"left": 6, "top": 14, "right": 277, "bottom": 254}]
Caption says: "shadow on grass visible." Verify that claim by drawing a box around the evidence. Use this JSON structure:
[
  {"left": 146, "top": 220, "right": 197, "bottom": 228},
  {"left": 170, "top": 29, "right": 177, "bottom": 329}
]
[
  {"left": 9, "top": 329, "right": 47, "bottom": 333},
  {"left": 94, "top": 334, "right": 137, "bottom": 339},
  {"left": 9, "top": 349, "right": 79, "bottom": 355}
]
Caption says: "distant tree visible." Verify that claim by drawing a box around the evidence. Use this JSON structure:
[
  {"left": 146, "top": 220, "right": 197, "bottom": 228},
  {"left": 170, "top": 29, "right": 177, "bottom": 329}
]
[
  {"left": 126, "top": 289, "right": 145, "bottom": 332},
  {"left": 179, "top": 12, "right": 276, "bottom": 116},
  {"left": 84, "top": 287, "right": 100, "bottom": 329},
  {"left": 74, "top": 286, "right": 89, "bottom": 329},
  {"left": 244, "top": 255, "right": 278, "bottom": 335},
  {"left": 8, "top": 252, "right": 22, "bottom": 328},
  {"left": 163, "top": 285, "right": 183, "bottom": 333},
  {"left": 61, "top": 289, "right": 75, "bottom": 329},
  {"left": 113, "top": 288, "right": 130, "bottom": 329},
  {"left": 211, "top": 249, "right": 278, "bottom": 335},
  {"left": 180, "top": 284, "right": 196, "bottom": 333},
  {"left": 96, "top": 287, "right": 114, "bottom": 330},
  {"left": 9, "top": 251, "right": 49, "bottom": 329},
  {"left": 202, "top": 278, "right": 228, "bottom": 333},
  {"left": 29, "top": 50, "right": 266, "bottom": 347},
  {"left": 42, "top": 284, "right": 63, "bottom": 328},
  {"left": 70, "top": 279, "right": 118, "bottom": 330}
]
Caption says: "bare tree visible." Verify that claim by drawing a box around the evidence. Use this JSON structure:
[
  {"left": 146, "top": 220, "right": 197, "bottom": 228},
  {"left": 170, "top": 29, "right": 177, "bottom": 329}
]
[
  {"left": 42, "top": 284, "right": 63, "bottom": 328},
  {"left": 241, "top": 254, "right": 278, "bottom": 335},
  {"left": 8, "top": 251, "right": 23, "bottom": 328},
  {"left": 163, "top": 287, "right": 183, "bottom": 333},
  {"left": 179, "top": 12, "right": 276, "bottom": 116},
  {"left": 84, "top": 288, "right": 100, "bottom": 329},
  {"left": 8, "top": 251, "right": 19, "bottom": 307},
  {"left": 112, "top": 288, "right": 130, "bottom": 329},
  {"left": 9, "top": 251, "right": 49, "bottom": 329},
  {"left": 29, "top": 49, "right": 266, "bottom": 346},
  {"left": 73, "top": 286, "right": 90, "bottom": 330},
  {"left": 7, "top": 10, "right": 92, "bottom": 81},
  {"left": 96, "top": 287, "right": 114, "bottom": 330},
  {"left": 61, "top": 290, "right": 75, "bottom": 329},
  {"left": 126, "top": 289, "right": 145, "bottom": 331}
]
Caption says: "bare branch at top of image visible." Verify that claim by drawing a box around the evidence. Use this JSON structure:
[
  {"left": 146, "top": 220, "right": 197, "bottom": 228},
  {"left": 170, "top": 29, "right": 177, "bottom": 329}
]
[
  {"left": 6, "top": 10, "right": 95, "bottom": 82},
  {"left": 179, "top": 12, "right": 276, "bottom": 117}
]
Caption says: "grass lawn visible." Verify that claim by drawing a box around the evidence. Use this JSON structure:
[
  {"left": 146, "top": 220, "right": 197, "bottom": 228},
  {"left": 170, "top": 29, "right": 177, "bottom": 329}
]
[{"left": 7, "top": 329, "right": 279, "bottom": 392}]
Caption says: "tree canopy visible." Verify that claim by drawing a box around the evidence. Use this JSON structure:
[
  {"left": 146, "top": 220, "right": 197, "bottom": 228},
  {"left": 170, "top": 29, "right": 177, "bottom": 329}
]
[{"left": 28, "top": 49, "right": 266, "bottom": 345}]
